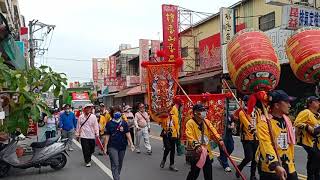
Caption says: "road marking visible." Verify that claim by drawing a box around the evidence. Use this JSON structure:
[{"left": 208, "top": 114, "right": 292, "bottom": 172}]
[
  {"left": 73, "top": 139, "right": 114, "bottom": 180},
  {"left": 149, "top": 135, "right": 307, "bottom": 180}
]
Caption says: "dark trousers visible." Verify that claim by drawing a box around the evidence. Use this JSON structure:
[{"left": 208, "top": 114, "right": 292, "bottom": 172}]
[
  {"left": 130, "top": 127, "right": 134, "bottom": 145},
  {"left": 218, "top": 135, "right": 234, "bottom": 168},
  {"left": 304, "top": 146, "right": 320, "bottom": 180},
  {"left": 186, "top": 155, "right": 212, "bottom": 180},
  {"left": 238, "top": 140, "right": 259, "bottom": 177},
  {"left": 162, "top": 136, "right": 176, "bottom": 165},
  {"left": 260, "top": 171, "right": 298, "bottom": 180},
  {"left": 45, "top": 130, "right": 56, "bottom": 140},
  {"left": 108, "top": 147, "right": 126, "bottom": 180},
  {"left": 80, "top": 138, "right": 95, "bottom": 164}
]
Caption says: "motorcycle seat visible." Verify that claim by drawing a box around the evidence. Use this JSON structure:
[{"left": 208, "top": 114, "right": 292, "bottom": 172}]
[{"left": 30, "top": 137, "right": 59, "bottom": 148}]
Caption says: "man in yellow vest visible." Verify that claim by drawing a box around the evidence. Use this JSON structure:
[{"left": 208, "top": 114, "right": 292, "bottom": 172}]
[
  {"left": 294, "top": 96, "right": 320, "bottom": 180},
  {"left": 185, "top": 103, "right": 224, "bottom": 180},
  {"left": 256, "top": 90, "right": 297, "bottom": 180}
]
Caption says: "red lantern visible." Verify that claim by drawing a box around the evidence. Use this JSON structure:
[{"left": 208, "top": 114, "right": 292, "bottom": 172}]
[
  {"left": 227, "top": 29, "right": 281, "bottom": 94},
  {"left": 286, "top": 27, "right": 320, "bottom": 84}
]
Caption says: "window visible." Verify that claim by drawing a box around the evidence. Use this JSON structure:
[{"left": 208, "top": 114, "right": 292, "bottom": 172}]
[
  {"left": 259, "top": 12, "right": 275, "bottom": 31},
  {"left": 181, "top": 46, "right": 188, "bottom": 58}
]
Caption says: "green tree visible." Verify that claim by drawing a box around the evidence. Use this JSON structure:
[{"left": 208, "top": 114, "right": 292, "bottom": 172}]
[{"left": 0, "top": 59, "right": 67, "bottom": 133}]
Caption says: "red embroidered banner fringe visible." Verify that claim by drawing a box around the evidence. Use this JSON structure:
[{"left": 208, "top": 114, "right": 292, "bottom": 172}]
[{"left": 175, "top": 93, "right": 231, "bottom": 141}]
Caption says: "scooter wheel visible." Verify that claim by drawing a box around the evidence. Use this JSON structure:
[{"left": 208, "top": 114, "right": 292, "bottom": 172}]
[
  {"left": 0, "top": 161, "right": 10, "bottom": 178},
  {"left": 50, "top": 153, "right": 67, "bottom": 170}
]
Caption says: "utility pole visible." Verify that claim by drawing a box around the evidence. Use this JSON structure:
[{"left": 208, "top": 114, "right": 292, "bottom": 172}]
[{"left": 29, "top": 20, "right": 55, "bottom": 68}]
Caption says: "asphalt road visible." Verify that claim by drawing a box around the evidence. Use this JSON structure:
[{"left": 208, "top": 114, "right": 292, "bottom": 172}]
[{"left": 2, "top": 123, "right": 308, "bottom": 180}]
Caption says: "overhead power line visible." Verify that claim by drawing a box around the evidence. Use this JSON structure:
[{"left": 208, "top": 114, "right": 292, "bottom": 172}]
[{"left": 45, "top": 57, "right": 91, "bottom": 62}]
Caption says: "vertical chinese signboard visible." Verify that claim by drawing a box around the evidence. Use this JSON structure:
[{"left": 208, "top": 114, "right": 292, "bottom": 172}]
[
  {"left": 282, "top": 5, "right": 320, "bottom": 30},
  {"left": 220, "top": 7, "right": 235, "bottom": 73},
  {"left": 162, "top": 4, "right": 179, "bottom": 61},
  {"left": 109, "top": 56, "right": 117, "bottom": 78},
  {"left": 20, "top": 27, "right": 29, "bottom": 60},
  {"left": 139, "top": 39, "right": 149, "bottom": 83},
  {"left": 220, "top": 7, "right": 235, "bottom": 45},
  {"left": 92, "top": 58, "right": 98, "bottom": 84},
  {"left": 151, "top": 40, "right": 161, "bottom": 62}
]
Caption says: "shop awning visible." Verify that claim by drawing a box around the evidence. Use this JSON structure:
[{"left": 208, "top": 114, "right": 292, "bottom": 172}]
[
  {"left": 179, "top": 69, "right": 222, "bottom": 85},
  {"left": 1, "top": 35, "right": 27, "bottom": 70},
  {"left": 114, "top": 88, "right": 131, "bottom": 98},
  {"left": 97, "top": 92, "right": 118, "bottom": 99},
  {"left": 127, "top": 85, "right": 146, "bottom": 96}
]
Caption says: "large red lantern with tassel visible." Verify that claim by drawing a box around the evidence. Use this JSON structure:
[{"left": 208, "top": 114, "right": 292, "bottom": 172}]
[
  {"left": 286, "top": 27, "right": 320, "bottom": 84},
  {"left": 227, "top": 29, "right": 281, "bottom": 94}
]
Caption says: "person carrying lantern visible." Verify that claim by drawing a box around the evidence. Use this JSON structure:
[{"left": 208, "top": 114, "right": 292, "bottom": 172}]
[
  {"left": 159, "top": 103, "right": 180, "bottom": 172},
  {"left": 256, "top": 90, "right": 298, "bottom": 180},
  {"left": 185, "top": 103, "right": 224, "bottom": 180},
  {"left": 235, "top": 95, "right": 259, "bottom": 180},
  {"left": 294, "top": 96, "right": 320, "bottom": 180}
]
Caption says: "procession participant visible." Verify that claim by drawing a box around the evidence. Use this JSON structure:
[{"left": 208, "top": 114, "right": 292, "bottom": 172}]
[
  {"left": 294, "top": 96, "right": 320, "bottom": 180},
  {"left": 159, "top": 105, "right": 179, "bottom": 172},
  {"left": 217, "top": 112, "right": 235, "bottom": 173},
  {"left": 104, "top": 106, "right": 134, "bottom": 180},
  {"left": 44, "top": 109, "right": 59, "bottom": 139},
  {"left": 235, "top": 95, "right": 259, "bottom": 180},
  {"left": 98, "top": 103, "right": 110, "bottom": 155},
  {"left": 59, "top": 104, "right": 77, "bottom": 151},
  {"left": 75, "top": 103, "right": 99, "bottom": 167},
  {"left": 185, "top": 103, "right": 224, "bottom": 180},
  {"left": 123, "top": 105, "right": 135, "bottom": 145},
  {"left": 134, "top": 103, "right": 152, "bottom": 155},
  {"left": 256, "top": 90, "right": 298, "bottom": 180}
]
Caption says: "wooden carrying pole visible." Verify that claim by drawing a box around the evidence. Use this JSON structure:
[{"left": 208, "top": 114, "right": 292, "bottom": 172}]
[
  {"left": 171, "top": 77, "right": 246, "bottom": 180},
  {"left": 221, "top": 80, "right": 281, "bottom": 167}
]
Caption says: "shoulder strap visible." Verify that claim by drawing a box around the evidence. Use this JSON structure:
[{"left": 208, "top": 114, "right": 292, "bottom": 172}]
[
  {"left": 80, "top": 114, "right": 92, "bottom": 129},
  {"left": 138, "top": 112, "right": 148, "bottom": 121}
]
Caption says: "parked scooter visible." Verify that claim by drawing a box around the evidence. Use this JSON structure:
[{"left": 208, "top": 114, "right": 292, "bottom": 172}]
[{"left": 0, "top": 133, "right": 68, "bottom": 177}]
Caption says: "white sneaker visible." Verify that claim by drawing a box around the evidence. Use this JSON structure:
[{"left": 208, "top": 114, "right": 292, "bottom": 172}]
[
  {"left": 135, "top": 149, "right": 141, "bottom": 153},
  {"left": 224, "top": 167, "right": 232, "bottom": 172},
  {"left": 86, "top": 163, "right": 91, "bottom": 167},
  {"left": 68, "top": 148, "right": 74, "bottom": 151}
]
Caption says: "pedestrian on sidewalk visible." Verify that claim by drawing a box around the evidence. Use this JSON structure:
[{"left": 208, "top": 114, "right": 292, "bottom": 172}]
[
  {"left": 123, "top": 105, "right": 135, "bottom": 145},
  {"left": 104, "top": 106, "right": 134, "bottom": 180},
  {"left": 134, "top": 103, "right": 152, "bottom": 155},
  {"left": 294, "top": 96, "right": 320, "bottom": 180},
  {"left": 217, "top": 113, "right": 235, "bottom": 173},
  {"left": 159, "top": 105, "right": 179, "bottom": 172},
  {"left": 44, "top": 109, "right": 59, "bottom": 139},
  {"left": 76, "top": 103, "right": 99, "bottom": 167},
  {"left": 235, "top": 95, "right": 258, "bottom": 180},
  {"left": 59, "top": 104, "right": 77, "bottom": 151},
  {"left": 185, "top": 103, "right": 224, "bottom": 180}
]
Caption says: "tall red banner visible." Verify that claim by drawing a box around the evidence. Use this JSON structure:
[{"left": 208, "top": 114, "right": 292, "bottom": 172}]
[
  {"left": 139, "top": 39, "right": 149, "bottom": 83},
  {"left": 175, "top": 94, "right": 230, "bottom": 141},
  {"left": 92, "top": 59, "right": 98, "bottom": 83},
  {"left": 142, "top": 61, "right": 182, "bottom": 117},
  {"left": 162, "top": 4, "right": 179, "bottom": 61}
]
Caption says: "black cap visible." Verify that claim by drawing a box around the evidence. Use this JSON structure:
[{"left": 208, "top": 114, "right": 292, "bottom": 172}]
[
  {"left": 306, "top": 96, "right": 319, "bottom": 106},
  {"left": 243, "top": 95, "right": 249, "bottom": 102},
  {"left": 192, "top": 103, "right": 207, "bottom": 112},
  {"left": 269, "top": 90, "right": 296, "bottom": 104}
]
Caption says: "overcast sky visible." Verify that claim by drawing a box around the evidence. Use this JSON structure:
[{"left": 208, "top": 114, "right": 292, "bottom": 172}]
[{"left": 19, "top": 0, "right": 238, "bottom": 82}]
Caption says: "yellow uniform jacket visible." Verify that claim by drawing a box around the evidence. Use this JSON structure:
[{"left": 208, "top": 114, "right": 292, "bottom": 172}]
[
  {"left": 257, "top": 114, "right": 296, "bottom": 174},
  {"left": 294, "top": 109, "right": 320, "bottom": 149},
  {"left": 239, "top": 110, "right": 257, "bottom": 141},
  {"left": 185, "top": 118, "right": 222, "bottom": 160}
]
